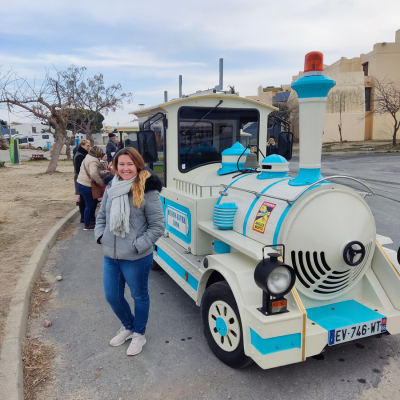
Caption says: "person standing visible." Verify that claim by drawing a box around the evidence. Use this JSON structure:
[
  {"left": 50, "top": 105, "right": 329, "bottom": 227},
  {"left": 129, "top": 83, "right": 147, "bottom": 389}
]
[
  {"left": 106, "top": 133, "right": 118, "bottom": 164},
  {"left": 73, "top": 139, "right": 91, "bottom": 223},
  {"left": 266, "top": 137, "right": 278, "bottom": 156},
  {"left": 94, "top": 147, "right": 164, "bottom": 356},
  {"left": 76, "top": 146, "right": 104, "bottom": 230}
]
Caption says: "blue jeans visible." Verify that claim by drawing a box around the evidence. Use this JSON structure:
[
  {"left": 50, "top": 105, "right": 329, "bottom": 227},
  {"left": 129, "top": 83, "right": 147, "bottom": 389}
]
[
  {"left": 76, "top": 182, "right": 97, "bottom": 226},
  {"left": 103, "top": 254, "right": 153, "bottom": 335}
]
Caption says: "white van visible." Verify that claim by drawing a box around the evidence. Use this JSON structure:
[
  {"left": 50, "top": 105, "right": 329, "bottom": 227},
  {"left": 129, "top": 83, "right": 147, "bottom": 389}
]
[
  {"left": 13, "top": 133, "right": 54, "bottom": 150},
  {"left": 31, "top": 133, "right": 54, "bottom": 150}
]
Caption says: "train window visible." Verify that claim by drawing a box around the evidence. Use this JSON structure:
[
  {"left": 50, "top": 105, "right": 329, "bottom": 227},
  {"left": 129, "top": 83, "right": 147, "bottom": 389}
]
[{"left": 178, "top": 106, "right": 259, "bottom": 173}]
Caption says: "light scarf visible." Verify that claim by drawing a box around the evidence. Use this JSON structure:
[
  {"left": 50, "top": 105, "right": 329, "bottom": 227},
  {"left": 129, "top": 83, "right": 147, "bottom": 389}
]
[{"left": 107, "top": 175, "right": 136, "bottom": 238}]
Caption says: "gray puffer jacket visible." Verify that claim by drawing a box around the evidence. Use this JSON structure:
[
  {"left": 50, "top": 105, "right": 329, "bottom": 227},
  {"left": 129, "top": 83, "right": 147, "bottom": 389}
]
[{"left": 94, "top": 173, "right": 164, "bottom": 261}]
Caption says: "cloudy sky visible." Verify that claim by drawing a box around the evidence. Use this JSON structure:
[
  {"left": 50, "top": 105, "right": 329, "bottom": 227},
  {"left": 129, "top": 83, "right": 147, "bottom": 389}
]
[{"left": 1, "top": 0, "right": 400, "bottom": 127}]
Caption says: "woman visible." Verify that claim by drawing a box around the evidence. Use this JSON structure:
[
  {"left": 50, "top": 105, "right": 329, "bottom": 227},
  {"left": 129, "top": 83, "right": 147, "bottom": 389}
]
[
  {"left": 266, "top": 137, "right": 278, "bottom": 156},
  {"left": 94, "top": 147, "right": 164, "bottom": 356},
  {"left": 76, "top": 145, "right": 104, "bottom": 230},
  {"left": 73, "top": 139, "right": 91, "bottom": 223}
]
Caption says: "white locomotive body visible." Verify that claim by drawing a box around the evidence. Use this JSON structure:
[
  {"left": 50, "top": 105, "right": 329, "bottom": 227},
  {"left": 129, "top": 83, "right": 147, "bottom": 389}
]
[{"left": 130, "top": 53, "right": 400, "bottom": 369}]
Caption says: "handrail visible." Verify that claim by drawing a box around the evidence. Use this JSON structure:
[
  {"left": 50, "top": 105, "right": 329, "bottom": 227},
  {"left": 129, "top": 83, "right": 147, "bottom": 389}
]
[
  {"left": 220, "top": 184, "right": 292, "bottom": 204},
  {"left": 174, "top": 175, "right": 375, "bottom": 203},
  {"left": 288, "top": 176, "right": 375, "bottom": 203},
  {"left": 221, "top": 175, "right": 375, "bottom": 205}
]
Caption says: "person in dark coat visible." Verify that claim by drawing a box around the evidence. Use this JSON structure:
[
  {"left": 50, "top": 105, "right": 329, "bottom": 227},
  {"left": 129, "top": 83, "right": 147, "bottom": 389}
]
[
  {"left": 106, "top": 133, "right": 118, "bottom": 164},
  {"left": 73, "top": 139, "right": 90, "bottom": 223},
  {"left": 266, "top": 137, "right": 278, "bottom": 156}
]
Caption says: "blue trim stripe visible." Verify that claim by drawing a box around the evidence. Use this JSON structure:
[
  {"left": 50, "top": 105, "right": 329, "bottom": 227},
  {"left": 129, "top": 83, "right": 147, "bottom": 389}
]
[
  {"left": 273, "top": 204, "right": 291, "bottom": 245},
  {"left": 250, "top": 329, "right": 301, "bottom": 355},
  {"left": 216, "top": 173, "right": 251, "bottom": 205},
  {"left": 243, "top": 178, "right": 290, "bottom": 236},
  {"left": 306, "top": 300, "right": 386, "bottom": 332},
  {"left": 157, "top": 248, "right": 198, "bottom": 291}
]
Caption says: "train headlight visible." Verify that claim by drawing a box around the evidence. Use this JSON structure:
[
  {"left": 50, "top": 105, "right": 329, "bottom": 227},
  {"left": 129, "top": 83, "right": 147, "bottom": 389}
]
[
  {"left": 267, "top": 266, "right": 292, "bottom": 295},
  {"left": 254, "top": 251, "right": 296, "bottom": 315}
]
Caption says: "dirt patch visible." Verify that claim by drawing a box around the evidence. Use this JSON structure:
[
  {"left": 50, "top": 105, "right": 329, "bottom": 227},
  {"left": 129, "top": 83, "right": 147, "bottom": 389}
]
[
  {"left": 0, "top": 159, "right": 75, "bottom": 353},
  {"left": 56, "top": 221, "right": 77, "bottom": 242},
  {"left": 292, "top": 140, "right": 400, "bottom": 155},
  {"left": 22, "top": 338, "right": 55, "bottom": 400},
  {"left": 24, "top": 274, "right": 55, "bottom": 400},
  {"left": 28, "top": 275, "right": 55, "bottom": 320},
  {"left": 320, "top": 140, "right": 399, "bottom": 153}
]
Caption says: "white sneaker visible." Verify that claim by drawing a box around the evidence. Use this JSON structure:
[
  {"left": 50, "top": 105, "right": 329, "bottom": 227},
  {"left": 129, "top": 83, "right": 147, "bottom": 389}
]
[
  {"left": 109, "top": 326, "right": 133, "bottom": 347},
  {"left": 127, "top": 333, "right": 146, "bottom": 356}
]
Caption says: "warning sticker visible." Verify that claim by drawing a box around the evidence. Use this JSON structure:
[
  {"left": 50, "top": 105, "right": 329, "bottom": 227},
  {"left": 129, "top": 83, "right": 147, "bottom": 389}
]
[{"left": 252, "top": 202, "right": 276, "bottom": 233}]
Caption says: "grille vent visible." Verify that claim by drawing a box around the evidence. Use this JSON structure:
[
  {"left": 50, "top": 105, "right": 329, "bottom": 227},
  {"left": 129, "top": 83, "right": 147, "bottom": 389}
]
[{"left": 291, "top": 242, "right": 372, "bottom": 297}]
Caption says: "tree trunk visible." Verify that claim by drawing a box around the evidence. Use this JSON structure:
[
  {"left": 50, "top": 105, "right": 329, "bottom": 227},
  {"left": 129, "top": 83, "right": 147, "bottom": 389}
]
[
  {"left": 86, "top": 130, "right": 94, "bottom": 146},
  {"left": 393, "top": 120, "right": 399, "bottom": 147},
  {"left": 46, "top": 126, "right": 66, "bottom": 173},
  {"left": 65, "top": 135, "right": 71, "bottom": 160}
]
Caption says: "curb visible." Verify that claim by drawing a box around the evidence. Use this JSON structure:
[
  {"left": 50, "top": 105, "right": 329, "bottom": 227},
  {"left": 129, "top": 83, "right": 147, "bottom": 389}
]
[{"left": 0, "top": 208, "right": 80, "bottom": 400}]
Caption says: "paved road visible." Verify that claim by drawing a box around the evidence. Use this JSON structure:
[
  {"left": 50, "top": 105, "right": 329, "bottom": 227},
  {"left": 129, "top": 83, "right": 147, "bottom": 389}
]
[{"left": 33, "top": 153, "right": 400, "bottom": 400}]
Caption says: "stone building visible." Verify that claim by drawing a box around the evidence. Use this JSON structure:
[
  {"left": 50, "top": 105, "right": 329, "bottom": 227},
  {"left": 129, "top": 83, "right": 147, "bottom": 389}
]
[{"left": 248, "top": 28, "right": 400, "bottom": 142}]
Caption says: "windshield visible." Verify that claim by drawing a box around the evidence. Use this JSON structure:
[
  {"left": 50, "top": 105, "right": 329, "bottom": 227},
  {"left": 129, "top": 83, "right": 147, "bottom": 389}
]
[{"left": 178, "top": 106, "right": 259, "bottom": 172}]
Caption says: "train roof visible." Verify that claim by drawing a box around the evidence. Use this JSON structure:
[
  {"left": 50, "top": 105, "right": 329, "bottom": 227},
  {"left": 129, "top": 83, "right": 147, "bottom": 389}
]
[{"left": 129, "top": 94, "right": 278, "bottom": 119}]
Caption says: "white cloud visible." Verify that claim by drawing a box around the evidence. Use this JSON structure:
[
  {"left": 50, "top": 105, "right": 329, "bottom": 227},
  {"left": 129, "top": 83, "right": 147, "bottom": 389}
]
[
  {"left": 3, "top": 0, "right": 400, "bottom": 59},
  {"left": 0, "top": 47, "right": 206, "bottom": 71},
  {"left": 2, "top": 0, "right": 400, "bottom": 126}
]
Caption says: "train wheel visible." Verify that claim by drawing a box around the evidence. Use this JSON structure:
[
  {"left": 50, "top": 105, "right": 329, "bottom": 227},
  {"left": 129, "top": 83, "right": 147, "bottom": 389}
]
[{"left": 201, "top": 281, "right": 253, "bottom": 368}]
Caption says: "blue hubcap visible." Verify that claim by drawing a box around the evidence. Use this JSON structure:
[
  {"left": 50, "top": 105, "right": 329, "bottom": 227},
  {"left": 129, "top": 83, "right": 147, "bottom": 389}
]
[{"left": 216, "top": 317, "right": 228, "bottom": 336}]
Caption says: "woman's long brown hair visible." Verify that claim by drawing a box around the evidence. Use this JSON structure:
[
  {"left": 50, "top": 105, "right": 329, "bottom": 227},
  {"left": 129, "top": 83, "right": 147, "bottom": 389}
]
[{"left": 112, "top": 147, "right": 151, "bottom": 208}]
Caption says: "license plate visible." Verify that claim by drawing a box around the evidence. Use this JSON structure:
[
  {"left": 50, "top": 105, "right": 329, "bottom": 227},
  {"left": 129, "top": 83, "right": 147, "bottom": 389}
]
[{"left": 328, "top": 318, "right": 387, "bottom": 346}]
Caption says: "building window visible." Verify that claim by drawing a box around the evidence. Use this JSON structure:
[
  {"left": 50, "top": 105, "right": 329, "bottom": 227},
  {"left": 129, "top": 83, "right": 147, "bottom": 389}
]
[
  {"left": 365, "top": 87, "right": 371, "bottom": 111},
  {"left": 362, "top": 62, "right": 369, "bottom": 77}
]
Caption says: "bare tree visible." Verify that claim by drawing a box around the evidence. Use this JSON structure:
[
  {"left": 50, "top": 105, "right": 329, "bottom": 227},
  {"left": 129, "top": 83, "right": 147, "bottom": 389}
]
[
  {"left": 0, "top": 66, "right": 86, "bottom": 172},
  {"left": 370, "top": 78, "right": 400, "bottom": 146},
  {"left": 67, "top": 73, "right": 132, "bottom": 145},
  {"left": 337, "top": 91, "right": 345, "bottom": 145}
]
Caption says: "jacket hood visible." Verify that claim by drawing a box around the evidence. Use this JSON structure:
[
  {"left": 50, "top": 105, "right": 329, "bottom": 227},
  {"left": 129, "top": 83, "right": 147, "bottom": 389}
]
[{"left": 144, "top": 170, "right": 163, "bottom": 193}]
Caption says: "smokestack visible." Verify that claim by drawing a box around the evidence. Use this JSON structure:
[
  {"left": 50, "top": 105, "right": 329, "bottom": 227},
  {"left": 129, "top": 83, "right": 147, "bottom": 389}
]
[
  {"left": 289, "top": 52, "right": 336, "bottom": 186},
  {"left": 215, "top": 58, "right": 223, "bottom": 91},
  {"left": 164, "top": 91, "right": 168, "bottom": 103},
  {"left": 179, "top": 75, "right": 182, "bottom": 98}
]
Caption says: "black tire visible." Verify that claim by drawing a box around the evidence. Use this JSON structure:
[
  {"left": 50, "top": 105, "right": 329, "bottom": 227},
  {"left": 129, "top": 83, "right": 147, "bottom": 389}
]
[
  {"left": 201, "top": 281, "right": 253, "bottom": 368},
  {"left": 151, "top": 259, "right": 162, "bottom": 270}
]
